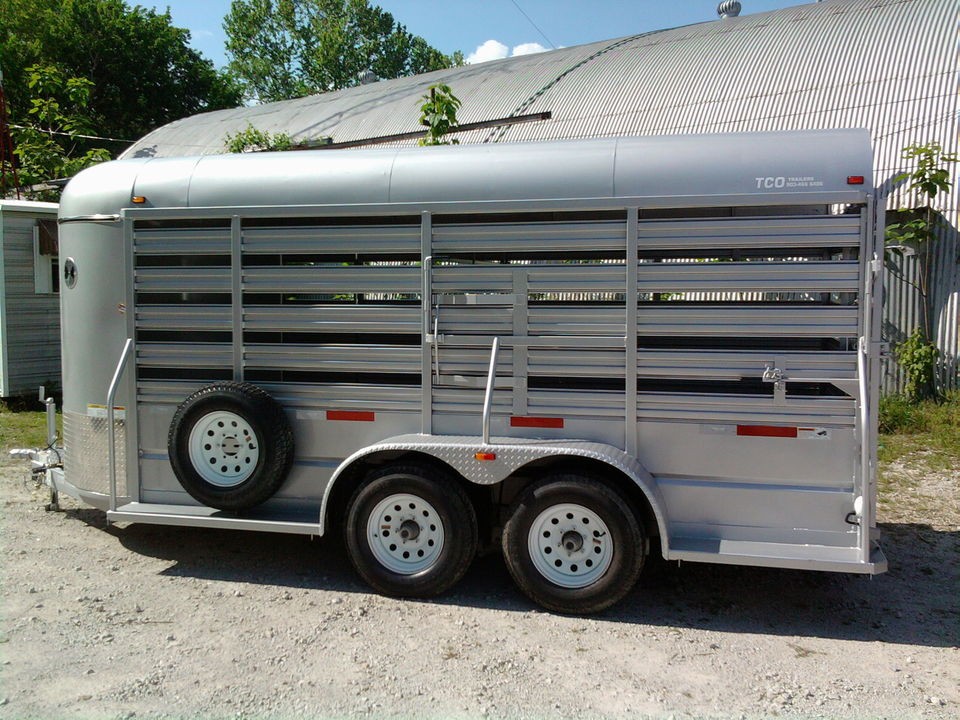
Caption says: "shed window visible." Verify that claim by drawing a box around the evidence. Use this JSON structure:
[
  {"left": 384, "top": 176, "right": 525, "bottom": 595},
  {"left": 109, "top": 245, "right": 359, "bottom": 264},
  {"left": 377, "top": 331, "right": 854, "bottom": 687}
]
[{"left": 34, "top": 219, "right": 59, "bottom": 294}]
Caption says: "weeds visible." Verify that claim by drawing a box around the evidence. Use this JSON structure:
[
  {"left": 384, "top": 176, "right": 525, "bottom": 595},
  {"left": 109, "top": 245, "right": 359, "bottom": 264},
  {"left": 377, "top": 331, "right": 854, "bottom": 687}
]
[{"left": 878, "top": 392, "right": 960, "bottom": 466}]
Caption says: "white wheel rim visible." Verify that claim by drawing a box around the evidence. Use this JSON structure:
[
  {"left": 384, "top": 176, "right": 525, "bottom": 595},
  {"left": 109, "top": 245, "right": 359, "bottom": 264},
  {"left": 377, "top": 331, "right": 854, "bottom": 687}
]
[
  {"left": 366, "top": 493, "right": 444, "bottom": 575},
  {"left": 528, "top": 502, "right": 613, "bottom": 589},
  {"left": 187, "top": 410, "right": 260, "bottom": 488}
]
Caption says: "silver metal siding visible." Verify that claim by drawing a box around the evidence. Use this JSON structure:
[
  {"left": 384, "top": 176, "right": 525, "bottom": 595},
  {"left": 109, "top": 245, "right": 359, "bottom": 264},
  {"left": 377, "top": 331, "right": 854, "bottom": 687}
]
[{"left": 116, "top": 0, "right": 958, "bottom": 390}]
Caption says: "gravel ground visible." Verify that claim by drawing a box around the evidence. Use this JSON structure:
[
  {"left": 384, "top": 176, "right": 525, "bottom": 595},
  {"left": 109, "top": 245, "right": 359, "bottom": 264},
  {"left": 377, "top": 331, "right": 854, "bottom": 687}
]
[{"left": 1, "top": 456, "right": 957, "bottom": 720}]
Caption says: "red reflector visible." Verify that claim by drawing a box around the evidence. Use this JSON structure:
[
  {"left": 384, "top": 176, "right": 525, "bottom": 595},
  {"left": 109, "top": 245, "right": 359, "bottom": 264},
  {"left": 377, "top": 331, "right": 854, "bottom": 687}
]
[
  {"left": 737, "top": 425, "right": 798, "bottom": 438},
  {"left": 326, "top": 410, "right": 375, "bottom": 422},
  {"left": 847, "top": 175, "right": 865, "bottom": 185},
  {"left": 475, "top": 452, "right": 497, "bottom": 461},
  {"left": 510, "top": 416, "right": 564, "bottom": 429}
]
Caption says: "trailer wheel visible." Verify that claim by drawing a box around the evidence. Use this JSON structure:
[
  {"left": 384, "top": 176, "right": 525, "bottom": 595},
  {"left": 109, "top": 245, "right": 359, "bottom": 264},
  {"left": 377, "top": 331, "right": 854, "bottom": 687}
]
[
  {"left": 168, "top": 382, "right": 294, "bottom": 511},
  {"left": 344, "top": 465, "right": 478, "bottom": 598},
  {"left": 502, "top": 475, "right": 645, "bottom": 614}
]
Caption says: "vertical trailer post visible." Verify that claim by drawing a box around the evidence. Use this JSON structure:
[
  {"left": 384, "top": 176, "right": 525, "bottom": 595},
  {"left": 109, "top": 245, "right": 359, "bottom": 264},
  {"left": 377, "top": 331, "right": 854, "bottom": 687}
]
[
  {"left": 231, "top": 215, "right": 243, "bottom": 381},
  {"left": 421, "top": 212, "right": 433, "bottom": 434},
  {"left": 625, "top": 208, "right": 639, "bottom": 456}
]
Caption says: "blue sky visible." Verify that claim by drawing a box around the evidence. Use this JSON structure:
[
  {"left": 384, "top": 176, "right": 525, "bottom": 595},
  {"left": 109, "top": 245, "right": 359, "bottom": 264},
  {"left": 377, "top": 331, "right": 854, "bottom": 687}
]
[{"left": 145, "top": 0, "right": 807, "bottom": 68}]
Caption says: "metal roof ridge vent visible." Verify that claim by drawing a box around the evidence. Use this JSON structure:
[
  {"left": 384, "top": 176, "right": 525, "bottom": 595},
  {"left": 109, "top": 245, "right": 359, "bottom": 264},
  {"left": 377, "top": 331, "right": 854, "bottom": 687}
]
[{"left": 718, "top": 1, "right": 742, "bottom": 18}]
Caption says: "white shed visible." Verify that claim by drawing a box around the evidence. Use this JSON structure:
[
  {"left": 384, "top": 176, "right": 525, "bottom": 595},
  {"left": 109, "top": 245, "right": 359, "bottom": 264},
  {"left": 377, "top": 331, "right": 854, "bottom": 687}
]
[{"left": 0, "top": 200, "right": 61, "bottom": 397}]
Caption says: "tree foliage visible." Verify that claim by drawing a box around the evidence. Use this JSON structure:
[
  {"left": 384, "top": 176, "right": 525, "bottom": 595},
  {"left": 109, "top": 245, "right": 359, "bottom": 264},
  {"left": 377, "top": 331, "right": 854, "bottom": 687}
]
[
  {"left": 224, "top": 0, "right": 462, "bottom": 102},
  {"left": 885, "top": 142, "right": 958, "bottom": 400},
  {"left": 0, "top": 0, "right": 243, "bottom": 144},
  {"left": 3, "top": 65, "right": 111, "bottom": 200},
  {"left": 418, "top": 83, "right": 461, "bottom": 146},
  {"left": 224, "top": 124, "right": 294, "bottom": 153}
]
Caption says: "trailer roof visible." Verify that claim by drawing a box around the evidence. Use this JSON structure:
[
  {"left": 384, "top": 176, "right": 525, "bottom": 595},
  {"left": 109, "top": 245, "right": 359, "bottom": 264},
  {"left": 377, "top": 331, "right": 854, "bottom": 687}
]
[{"left": 62, "top": 129, "right": 873, "bottom": 218}]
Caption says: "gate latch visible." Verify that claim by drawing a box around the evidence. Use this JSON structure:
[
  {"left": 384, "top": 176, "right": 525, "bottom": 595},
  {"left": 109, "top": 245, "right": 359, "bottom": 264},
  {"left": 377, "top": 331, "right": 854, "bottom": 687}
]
[{"left": 762, "top": 362, "right": 787, "bottom": 405}]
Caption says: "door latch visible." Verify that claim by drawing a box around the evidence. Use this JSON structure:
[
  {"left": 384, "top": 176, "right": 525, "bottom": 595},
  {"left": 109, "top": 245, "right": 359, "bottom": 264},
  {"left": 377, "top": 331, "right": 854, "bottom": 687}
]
[{"left": 762, "top": 362, "right": 787, "bottom": 405}]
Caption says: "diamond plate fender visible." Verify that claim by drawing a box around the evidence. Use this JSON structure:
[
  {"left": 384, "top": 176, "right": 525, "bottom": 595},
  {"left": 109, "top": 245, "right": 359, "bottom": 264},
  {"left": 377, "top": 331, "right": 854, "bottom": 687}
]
[{"left": 318, "top": 434, "right": 669, "bottom": 553}]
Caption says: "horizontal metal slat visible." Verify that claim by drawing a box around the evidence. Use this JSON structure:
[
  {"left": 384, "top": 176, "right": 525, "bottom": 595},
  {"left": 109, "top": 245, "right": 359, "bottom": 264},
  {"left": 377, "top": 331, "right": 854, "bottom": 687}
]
[
  {"left": 636, "top": 216, "right": 862, "bottom": 250},
  {"left": 433, "top": 264, "right": 624, "bottom": 293},
  {"left": 243, "top": 266, "right": 420, "bottom": 294},
  {"left": 637, "top": 305, "right": 859, "bottom": 337},
  {"left": 637, "top": 393, "right": 855, "bottom": 426},
  {"left": 528, "top": 306, "right": 625, "bottom": 336},
  {"left": 433, "top": 221, "right": 626, "bottom": 253},
  {"left": 263, "top": 383, "right": 422, "bottom": 412},
  {"left": 436, "top": 305, "right": 513, "bottom": 336},
  {"left": 136, "top": 380, "right": 423, "bottom": 411},
  {"left": 135, "top": 267, "right": 231, "bottom": 292},
  {"left": 242, "top": 225, "right": 419, "bottom": 254},
  {"left": 526, "top": 389, "right": 626, "bottom": 417},
  {"left": 435, "top": 347, "right": 624, "bottom": 378},
  {"left": 244, "top": 305, "right": 420, "bottom": 333},
  {"left": 436, "top": 346, "right": 513, "bottom": 378},
  {"left": 431, "top": 387, "right": 514, "bottom": 414},
  {"left": 136, "top": 305, "right": 232, "bottom": 331},
  {"left": 134, "top": 229, "right": 231, "bottom": 255},
  {"left": 636, "top": 350, "right": 858, "bottom": 380},
  {"left": 138, "top": 380, "right": 208, "bottom": 404},
  {"left": 137, "top": 343, "right": 233, "bottom": 367},
  {"left": 244, "top": 344, "right": 420, "bottom": 372},
  {"left": 436, "top": 304, "right": 627, "bottom": 337},
  {"left": 431, "top": 387, "right": 625, "bottom": 417},
  {"left": 636, "top": 261, "right": 859, "bottom": 293},
  {"left": 529, "top": 348, "right": 625, "bottom": 377}
]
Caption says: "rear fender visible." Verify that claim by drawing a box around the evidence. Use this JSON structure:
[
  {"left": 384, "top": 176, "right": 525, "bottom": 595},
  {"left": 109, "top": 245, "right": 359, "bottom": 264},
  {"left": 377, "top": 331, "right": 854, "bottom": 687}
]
[{"left": 319, "top": 434, "right": 669, "bottom": 554}]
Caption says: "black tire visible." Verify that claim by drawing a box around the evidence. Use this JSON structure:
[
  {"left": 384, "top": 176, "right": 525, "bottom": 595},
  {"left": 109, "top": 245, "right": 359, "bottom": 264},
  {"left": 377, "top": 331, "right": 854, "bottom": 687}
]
[
  {"left": 167, "top": 382, "right": 295, "bottom": 511},
  {"left": 344, "top": 464, "right": 478, "bottom": 598},
  {"left": 502, "top": 475, "right": 645, "bottom": 614}
]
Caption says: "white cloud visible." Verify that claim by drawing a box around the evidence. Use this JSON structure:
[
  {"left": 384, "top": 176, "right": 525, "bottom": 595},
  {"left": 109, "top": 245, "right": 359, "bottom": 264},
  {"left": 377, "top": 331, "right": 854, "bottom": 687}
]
[
  {"left": 466, "top": 40, "right": 549, "bottom": 64},
  {"left": 466, "top": 40, "right": 509, "bottom": 64},
  {"left": 511, "top": 42, "right": 547, "bottom": 57}
]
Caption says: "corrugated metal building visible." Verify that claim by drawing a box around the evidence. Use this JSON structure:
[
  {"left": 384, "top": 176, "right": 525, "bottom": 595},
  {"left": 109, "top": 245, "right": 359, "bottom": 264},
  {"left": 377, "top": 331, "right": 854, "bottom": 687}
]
[
  {"left": 123, "top": 0, "right": 959, "bottom": 391},
  {"left": 0, "top": 200, "right": 61, "bottom": 397}
]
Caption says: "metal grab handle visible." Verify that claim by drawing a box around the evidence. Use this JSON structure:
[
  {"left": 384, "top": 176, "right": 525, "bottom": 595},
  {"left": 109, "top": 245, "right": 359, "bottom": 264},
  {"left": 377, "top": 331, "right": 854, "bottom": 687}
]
[
  {"left": 107, "top": 339, "right": 134, "bottom": 512},
  {"left": 421, "top": 255, "right": 433, "bottom": 341},
  {"left": 433, "top": 314, "right": 440, "bottom": 382},
  {"left": 481, "top": 337, "right": 500, "bottom": 445}
]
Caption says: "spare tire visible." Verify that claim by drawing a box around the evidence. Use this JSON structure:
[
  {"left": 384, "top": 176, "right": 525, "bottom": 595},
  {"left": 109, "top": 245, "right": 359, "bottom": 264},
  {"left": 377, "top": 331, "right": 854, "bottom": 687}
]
[{"left": 168, "top": 382, "right": 295, "bottom": 511}]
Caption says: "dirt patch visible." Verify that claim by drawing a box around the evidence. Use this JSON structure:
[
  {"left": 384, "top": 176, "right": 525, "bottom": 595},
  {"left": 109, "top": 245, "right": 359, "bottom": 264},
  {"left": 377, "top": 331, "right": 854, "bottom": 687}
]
[
  {"left": 880, "top": 451, "right": 960, "bottom": 529},
  {"left": 1, "top": 458, "right": 957, "bottom": 720}
]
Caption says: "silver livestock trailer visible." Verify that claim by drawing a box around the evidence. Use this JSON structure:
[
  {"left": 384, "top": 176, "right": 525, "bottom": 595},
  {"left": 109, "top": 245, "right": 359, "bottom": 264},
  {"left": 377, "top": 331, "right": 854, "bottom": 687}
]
[{"left": 39, "top": 129, "right": 887, "bottom": 613}]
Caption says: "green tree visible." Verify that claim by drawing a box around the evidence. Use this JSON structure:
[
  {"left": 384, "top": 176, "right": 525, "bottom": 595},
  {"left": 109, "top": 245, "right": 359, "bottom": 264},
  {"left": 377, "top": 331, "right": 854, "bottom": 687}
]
[
  {"left": 3, "top": 65, "right": 111, "bottom": 200},
  {"left": 0, "top": 0, "right": 242, "bottom": 145},
  {"left": 418, "top": 83, "right": 461, "bottom": 146},
  {"left": 885, "top": 142, "right": 958, "bottom": 400},
  {"left": 224, "top": 124, "right": 293, "bottom": 153},
  {"left": 224, "top": 0, "right": 461, "bottom": 102}
]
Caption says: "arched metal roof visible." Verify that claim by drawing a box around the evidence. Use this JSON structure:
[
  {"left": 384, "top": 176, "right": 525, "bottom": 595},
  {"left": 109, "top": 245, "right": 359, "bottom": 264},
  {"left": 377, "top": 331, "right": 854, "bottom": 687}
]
[{"left": 123, "top": 0, "right": 957, "bottom": 177}]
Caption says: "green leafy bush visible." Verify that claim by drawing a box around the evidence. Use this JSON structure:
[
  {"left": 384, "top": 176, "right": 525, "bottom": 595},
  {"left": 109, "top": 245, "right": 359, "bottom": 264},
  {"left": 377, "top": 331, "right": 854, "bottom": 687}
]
[
  {"left": 418, "top": 83, "right": 461, "bottom": 146},
  {"left": 224, "top": 123, "right": 293, "bottom": 153},
  {"left": 896, "top": 328, "right": 940, "bottom": 402}
]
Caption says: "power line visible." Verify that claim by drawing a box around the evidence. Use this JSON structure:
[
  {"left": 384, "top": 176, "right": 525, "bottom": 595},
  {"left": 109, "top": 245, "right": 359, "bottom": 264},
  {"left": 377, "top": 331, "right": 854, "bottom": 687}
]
[
  {"left": 9, "top": 124, "right": 134, "bottom": 144},
  {"left": 508, "top": 0, "right": 557, "bottom": 50}
]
